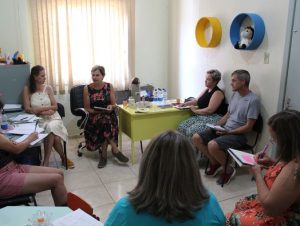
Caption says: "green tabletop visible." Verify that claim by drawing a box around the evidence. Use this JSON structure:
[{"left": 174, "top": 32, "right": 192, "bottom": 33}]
[
  {"left": 118, "top": 105, "right": 192, "bottom": 164},
  {"left": 0, "top": 206, "right": 71, "bottom": 226}
]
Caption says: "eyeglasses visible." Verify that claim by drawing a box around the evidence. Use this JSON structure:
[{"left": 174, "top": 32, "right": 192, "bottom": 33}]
[{"left": 92, "top": 74, "right": 101, "bottom": 77}]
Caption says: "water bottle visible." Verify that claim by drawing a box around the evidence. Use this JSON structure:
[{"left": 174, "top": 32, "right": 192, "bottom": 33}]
[
  {"left": 153, "top": 89, "right": 158, "bottom": 102},
  {"left": 157, "top": 88, "right": 163, "bottom": 103},
  {"left": 162, "top": 88, "right": 167, "bottom": 104},
  {"left": 0, "top": 113, "right": 8, "bottom": 130}
]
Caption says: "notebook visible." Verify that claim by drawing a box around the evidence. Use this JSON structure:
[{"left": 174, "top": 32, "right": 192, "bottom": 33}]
[{"left": 227, "top": 148, "right": 256, "bottom": 167}]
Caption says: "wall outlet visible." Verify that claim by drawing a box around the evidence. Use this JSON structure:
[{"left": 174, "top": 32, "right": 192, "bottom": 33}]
[{"left": 264, "top": 52, "right": 270, "bottom": 64}]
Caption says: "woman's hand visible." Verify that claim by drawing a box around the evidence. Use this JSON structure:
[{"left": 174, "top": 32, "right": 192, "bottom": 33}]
[
  {"left": 190, "top": 105, "right": 198, "bottom": 113},
  {"left": 249, "top": 163, "right": 263, "bottom": 179},
  {"left": 254, "top": 152, "right": 274, "bottom": 167},
  {"left": 28, "top": 132, "right": 39, "bottom": 142},
  {"left": 40, "top": 109, "right": 55, "bottom": 116},
  {"left": 107, "top": 105, "right": 114, "bottom": 112}
]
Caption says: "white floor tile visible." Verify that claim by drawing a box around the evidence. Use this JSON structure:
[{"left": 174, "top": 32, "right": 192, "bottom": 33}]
[{"left": 35, "top": 136, "right": 259, "bottom": 222}]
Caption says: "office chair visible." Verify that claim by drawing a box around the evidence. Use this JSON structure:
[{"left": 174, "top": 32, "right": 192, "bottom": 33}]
[
  {"left": 0, "top": 193, "right": 37, "bottom": 208},
  {"left": 219, "top": 114, "right": 263, "bottom": 187},
  {"left": 67, "top": 192, "right": 100, "bottom": 221},
  {"left": 56, "top": 103, "right": 68, "bottom": 169},
  {"left": 70, "top": 85, "right": 89, "bottom": 157}
]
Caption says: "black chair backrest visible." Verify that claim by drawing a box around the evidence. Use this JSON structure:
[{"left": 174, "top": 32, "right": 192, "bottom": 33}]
[
  {"left": 253, "top": 114, "right": 263, "bottom": 134},
  {"left": 70, "top": 85, "right": 85, "bottom": 117},
  {"left": 57, "top": 103, "right": 65, "bottom": 118}
]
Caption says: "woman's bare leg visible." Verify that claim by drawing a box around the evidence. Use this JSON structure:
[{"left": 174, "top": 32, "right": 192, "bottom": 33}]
[
  {"left": 21, "top": 166, "right": 67, "bottom": 206},
  {"left": 53, "top": 135, "right": 65, "bottom": 163},
  {"left": 43, "top": 133, "right": 55, "bottom": 166}
]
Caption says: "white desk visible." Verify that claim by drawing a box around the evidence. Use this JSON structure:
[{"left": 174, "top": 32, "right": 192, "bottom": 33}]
[{"left": 0, "top": 206, "right": 71, "bottom": 226}]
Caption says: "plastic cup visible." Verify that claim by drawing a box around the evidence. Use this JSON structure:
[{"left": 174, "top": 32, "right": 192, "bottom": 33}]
[
  {"left": 176, "top": 98, "right": 181, "bottom": 104},
  {"left": 122, "top": 100, "right": 128, "bottom": 108}
]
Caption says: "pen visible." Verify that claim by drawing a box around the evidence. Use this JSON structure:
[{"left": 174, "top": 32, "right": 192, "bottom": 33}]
[
  {"left": 34, "top": 120, "right": 39, "bottom": 132},
  {"left": 19, "top": 117, "right": 28, "bottom": 121},
  {"left": 258, "top": 143, "right": 270, "bottom": 159}
]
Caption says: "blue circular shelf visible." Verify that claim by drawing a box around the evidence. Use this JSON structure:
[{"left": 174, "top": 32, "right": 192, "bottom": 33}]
[{"left": 230, "top": 13, "right": 265, "bottom": 50}]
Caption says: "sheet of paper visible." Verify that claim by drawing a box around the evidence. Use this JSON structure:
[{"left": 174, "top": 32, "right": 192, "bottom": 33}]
[
  {"left": 10, "top": 114, "right": 39, "bottom": 123},
  {"left": 174, "top": 105, "right": 190, "bottom": 109},
  {"left": 52, "top": 209, "right": 103, "bottom": 226},
  {"left": 6, "top": 123, "right": 44, "bottom": 135},
  {"left": 206, "top": 123, "right": 226, "bottom": 131},
  {"left": 15, "top": 133, "right": 48, "bottom": 146}
]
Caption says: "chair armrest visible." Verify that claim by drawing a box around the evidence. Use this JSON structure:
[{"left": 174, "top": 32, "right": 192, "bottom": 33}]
[{"left": 75, "top": 108, "right": 89, "bottom": 129}]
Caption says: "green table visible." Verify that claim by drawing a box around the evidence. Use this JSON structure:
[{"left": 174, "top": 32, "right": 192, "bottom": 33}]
[
  {"left": 118, "top": 105, "right": 192, "bottom": 164},
  {"left": 0, "top": 206, "right": 71, "bottom": 226}
]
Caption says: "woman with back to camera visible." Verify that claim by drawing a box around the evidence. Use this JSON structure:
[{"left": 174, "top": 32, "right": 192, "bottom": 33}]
[
  {"left": 0, "top": 100, "right": 68, "bottom": 206},
  {"left": 83, "top": 65, "right": 128, "bottom": 168},
  {"left": 227, "top": 110, "right": 300, "bottom": 225},
  {"left": 23, "top": 65, "right": 74, "bottom": 168},
  {"left": 105, "top": 130, "right": 225, "bottom": 226},
  {"left": 177, "top": 69, "right": 227, "bottom": 139}
]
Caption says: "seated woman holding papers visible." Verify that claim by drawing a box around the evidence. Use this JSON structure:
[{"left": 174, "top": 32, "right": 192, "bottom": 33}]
[
  {"left": 0, "top": 100, "right": 68, "bottom": 206},
  {"left": 83, "top": 65, "right": 128, "bottom": 168},
  {"left": 177, "top": 69, "right": 227, "bottom": 139},
  {"left": 227, "top": 110, "right": 300, "bottom": 225},
  {"left": 22, "top": 65, "right": 74, "bottom": 168}
]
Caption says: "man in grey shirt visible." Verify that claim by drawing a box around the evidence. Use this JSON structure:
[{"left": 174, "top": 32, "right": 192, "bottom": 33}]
[{"left": 192, "top": 70, "right": 260, "bottom": 185}]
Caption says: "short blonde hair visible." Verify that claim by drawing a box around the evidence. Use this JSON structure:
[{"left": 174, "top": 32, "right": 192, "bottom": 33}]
[
  {"left": 207, "top": 69, "right": 221, "bottom": 83},
  {"left": 91, "top": 65, "right": 105, "bottom": 76}
]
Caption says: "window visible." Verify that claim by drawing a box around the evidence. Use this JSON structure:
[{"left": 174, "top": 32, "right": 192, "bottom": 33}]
[{"left": 30, "top": 0, "right": 134, "bottom": 93}]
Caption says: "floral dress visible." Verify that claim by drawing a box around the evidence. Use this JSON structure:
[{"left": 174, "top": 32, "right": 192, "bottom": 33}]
[
  {"left": 84, "top": 83, "right": 118, "bottom": 151},
  {"left": 226, "top": 163, "right": 300, "bottom": 226}
]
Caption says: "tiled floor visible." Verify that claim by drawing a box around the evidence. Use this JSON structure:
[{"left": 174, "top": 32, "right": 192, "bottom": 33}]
[{"left": 36, "top": 135, "right": 257, "bottom": 222}]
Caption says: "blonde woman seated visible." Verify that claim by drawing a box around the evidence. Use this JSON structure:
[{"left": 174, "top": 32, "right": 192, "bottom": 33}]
[
  {"left": 105, "top": 131, "right": 225, "bottom": 226},
  {"left": 23, "top": 65, "right": 74, "bottom": 168},
  {"left": 83, "top": 65, "right": 128, "bottom": 168},
  {"left": 227, "top": 110, "right": 300, "bottom": 225},
  {"left": 0, "top": 100, "right": 67, "bottom": 206},
  {"left": 177, "top": 69, "right": 227, "bottom": 139}
]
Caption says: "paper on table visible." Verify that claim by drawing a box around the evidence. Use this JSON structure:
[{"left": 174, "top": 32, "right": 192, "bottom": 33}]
[
  {"left": 52, "top": 209, "right": 103, "bottom": 226},
  {"left": 6, "top": 123, "right": 44, "bottom": 135},
  {"left": 10, "top": 114, "right": 39, "bottom": 123},
  {"left": 174, "top": 105, "right": 190, "bottom": 109},
  {"left": 15, "top": 133, "right": 48, "bottom": 146}
]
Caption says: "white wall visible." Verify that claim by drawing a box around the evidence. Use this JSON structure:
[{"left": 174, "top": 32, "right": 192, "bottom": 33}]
[
  {"left": 168, "top": 0, "right": 291, "bottom": 148},
  {"left": 135, "top": 0, "right": 169, "bottom": 88},
  {"left": 0, "top": 0, "right": 34, "bottom": 64},
  {"left": 0, "top": 0, "right": 294, "bottom": 145}
]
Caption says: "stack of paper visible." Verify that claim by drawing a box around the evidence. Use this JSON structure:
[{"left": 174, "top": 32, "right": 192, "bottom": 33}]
[
  {"left": 6, "top": 122, "right": 44, "bottom": 135},
  {"left": 10, "top": 114, "right": 40, "bottom": 123},
  {"left": 3, "top": 104, "right": 22, "bottom": 112}
]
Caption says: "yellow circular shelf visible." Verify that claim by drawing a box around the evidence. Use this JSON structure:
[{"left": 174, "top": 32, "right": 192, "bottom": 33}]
[{"left": 195, "top": 17, "right": 222, "bottom": 48}]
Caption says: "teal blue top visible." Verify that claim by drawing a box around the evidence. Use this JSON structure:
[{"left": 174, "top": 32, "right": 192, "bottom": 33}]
[{"left": 104, "top": 192, "right": 225, "bottom": 226}]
